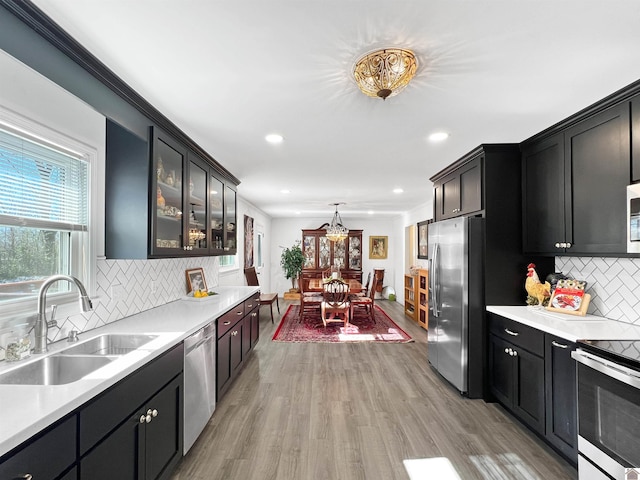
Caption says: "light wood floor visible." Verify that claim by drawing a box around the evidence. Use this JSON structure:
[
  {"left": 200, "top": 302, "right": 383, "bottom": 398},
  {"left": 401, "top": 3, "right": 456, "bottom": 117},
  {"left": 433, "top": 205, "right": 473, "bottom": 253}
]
[{"left": 171, "top": 300, "right": 577, "bottom": 480}]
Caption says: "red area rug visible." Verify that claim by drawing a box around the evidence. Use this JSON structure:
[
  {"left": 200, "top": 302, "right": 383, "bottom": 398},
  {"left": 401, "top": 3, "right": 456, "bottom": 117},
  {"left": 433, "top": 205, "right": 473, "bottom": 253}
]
[{"left": 272, "top": 304, "right": 413, "bottom": 343}]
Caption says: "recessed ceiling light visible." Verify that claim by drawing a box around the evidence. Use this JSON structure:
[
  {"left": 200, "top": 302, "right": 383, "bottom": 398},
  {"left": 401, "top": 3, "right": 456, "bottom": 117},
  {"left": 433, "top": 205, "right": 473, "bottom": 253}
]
[
  {"left": 280, "top": 189, "right": 290, "bottom": 194},
  {"left": 393, "top": 188, "right": 404, "bottom": 194},
  {"left": 368, "top": 210, "right": 374, "bottom": 215},
  {"left": 429, "top": 132, "right": 449, "bottom": 142},
  {"left": 265, "top": 133, "right": 284, "bottom": 144}
]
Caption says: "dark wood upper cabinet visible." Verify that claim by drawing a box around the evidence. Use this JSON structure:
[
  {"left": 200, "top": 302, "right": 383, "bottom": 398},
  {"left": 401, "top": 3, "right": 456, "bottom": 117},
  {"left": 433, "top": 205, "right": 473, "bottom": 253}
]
[
  {"left": 522, "top": 103, "right": 630, "bottom": 255},
  {"left": 105, "top": 120, "right": 237, "bottom": 259},
  {"left": 433, "top": 156, "right": 482, "bottom": 221},
  {"left": 631, "top": 94, "right": 640, "bottom": 182}
]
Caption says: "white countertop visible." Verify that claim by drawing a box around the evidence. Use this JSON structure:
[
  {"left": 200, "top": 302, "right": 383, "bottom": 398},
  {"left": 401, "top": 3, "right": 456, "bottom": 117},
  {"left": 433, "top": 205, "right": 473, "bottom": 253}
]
[
  {"left": 487, "top": 305, "right": 640, "bottom": 342},
  {"left": 0, "top": 285, "right": 258, "bottom": 457}
]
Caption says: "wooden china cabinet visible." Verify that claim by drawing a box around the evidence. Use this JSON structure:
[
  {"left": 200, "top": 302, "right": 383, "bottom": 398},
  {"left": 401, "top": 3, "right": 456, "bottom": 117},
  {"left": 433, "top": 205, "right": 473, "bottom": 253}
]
[{"left": 301, "top": 229, "right": 363, "bottom": 282}]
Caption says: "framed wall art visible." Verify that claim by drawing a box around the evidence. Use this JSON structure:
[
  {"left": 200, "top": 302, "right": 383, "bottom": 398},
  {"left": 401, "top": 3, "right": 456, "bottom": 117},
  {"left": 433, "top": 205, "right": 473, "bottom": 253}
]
[
  {"left": 417, "top": 220, "right": 432, "bottom": 259},
  {"left": 244, "top": 214, "right": 254, "bottom": 268},
  {"left": 369, "top": 236, "right": 388, "bottom": 259}
]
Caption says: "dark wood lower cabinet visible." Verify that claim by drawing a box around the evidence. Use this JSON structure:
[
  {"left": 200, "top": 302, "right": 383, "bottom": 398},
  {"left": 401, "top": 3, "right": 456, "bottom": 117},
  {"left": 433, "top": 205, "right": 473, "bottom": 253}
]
[
  {"left": 489, "top": 313, "right": 578, "bottom": 465},
  {"left": 80, "top": 354, "right": 183, "bottom": 480},
  {"left": 545, "top": 334, "right": 578, "bottom": 463},
  {"left": 0, "top": 415, "right": 76, "bottom": 480},
  {"left": 216, "top": 294, "right": 260, "bottom": 401},
  {"left": 488, "top": 333, "right": 545, "bottom": 434}
]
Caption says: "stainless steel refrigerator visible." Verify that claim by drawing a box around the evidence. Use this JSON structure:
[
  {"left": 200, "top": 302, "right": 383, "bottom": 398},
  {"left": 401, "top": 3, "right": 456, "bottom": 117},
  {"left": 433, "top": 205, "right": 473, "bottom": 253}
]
[{"left": 428, "top": 216, "right": 485, "bottom": 398}]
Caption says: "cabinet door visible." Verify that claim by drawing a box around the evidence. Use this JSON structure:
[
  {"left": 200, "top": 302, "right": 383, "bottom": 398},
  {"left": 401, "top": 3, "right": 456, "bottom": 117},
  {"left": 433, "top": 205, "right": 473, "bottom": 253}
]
[
  {"left": 545, "top": 335, "right": 577, "bottom": 462},
  {"left": 0, "top": 415, "right": 76, "bottom": 480},
  {"left": 216, "top": 329, "right": 232, "bottom": 398},
  {"left": 302, "top": 233, "right": 317, "bottom": 269},
  {"left": 224, "top": 185, "right": 237, "bottom": 253},
  {"left": 440, "top": 173, "right": 460, "bottom": 219},
  {"left": 347, "top": 234, "right": 362, "bottom": 270},
  {"left": 488, "top": 334, "right": 514, "bottom": 407},
  {"left": 230, "top": 321, "right": 243, "bottom": 377},
  {"left": 332, "top": 237, "right": 346, "bottom": 269},
  {"left": 151, "top": 130, "right": 187, "bottom": 257},
  {"left": 186, "top": 156, "right": 209, "bottom": 253},
  {"left": 318, "top": 235, "right": 331, "bottom": 270},
  {"left": 458, "top": 157, "right": 482, "bottom": 215},
  {"left": 81, "top": 411, "right": 142, "bottom": 480},
  {"left": 145, "top": 375, "right": 183, "bottom": 480},
  {"left": 210, "top": 175, "right": 224, "bottom": 252},
  {"left": 250, "top": 308, "right": 260, "bottom": 349},
  {"left": 633, "top": 95, "right": 640, "bottom": 182},
  {"left": 242, "top": 314, "right": 252, "bottom": 358},
  {"left": 522, "top": 132, "right": 565, "bottom": 254},
  {"left": 512, "top": 345, "right": 545, "bottom": 434},
  {"left": 565, "top": 103, "right": 630, "bottom": 254}
]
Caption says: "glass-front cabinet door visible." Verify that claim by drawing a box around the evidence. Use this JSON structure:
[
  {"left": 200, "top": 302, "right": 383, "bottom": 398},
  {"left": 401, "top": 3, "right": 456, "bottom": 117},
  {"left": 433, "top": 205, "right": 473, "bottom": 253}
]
[
  {"left": 187, "top": 156, "right": 208, "bottom": 253},
  {"left": 210, "top": 175, "right": 224, "bottom": 252},
  {"left": 224, "top": 185, "right": 237, "bottom": 253},
  {"left": 333, "top": 239, "right": 346, "bottom": 269},
  {"left": 319, "top": 236, "right": 331, "bottom": 269},
  {"left": 151, "top": 132, "right": 186, "bottom": 256},
  {"left": 348, "top": 234, "right": 361, "bottom": 270},
  {"left": 303, "top": 234, "right": 316, "bottom": 269}
]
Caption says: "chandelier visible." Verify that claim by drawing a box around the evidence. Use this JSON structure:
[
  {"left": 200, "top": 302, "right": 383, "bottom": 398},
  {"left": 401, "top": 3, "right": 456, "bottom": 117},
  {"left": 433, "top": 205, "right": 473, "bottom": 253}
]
[
  {"left": 353, "top": 48, "right": 418, "bottom": 100},
  {"left": 325, "top": 203, "right": 349, "bottom": 242}
]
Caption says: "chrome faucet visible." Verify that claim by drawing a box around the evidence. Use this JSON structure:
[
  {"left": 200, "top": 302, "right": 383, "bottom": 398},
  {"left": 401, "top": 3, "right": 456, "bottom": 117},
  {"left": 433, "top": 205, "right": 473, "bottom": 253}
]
[{"left": 34, "top": 275, "right": 93, "bottom": 354}]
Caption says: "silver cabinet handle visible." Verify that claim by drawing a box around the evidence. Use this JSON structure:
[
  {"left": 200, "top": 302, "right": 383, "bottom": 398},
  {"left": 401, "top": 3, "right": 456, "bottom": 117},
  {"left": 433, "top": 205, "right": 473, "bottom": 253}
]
[
  {"left": 552, "top": 341, "right": 568, "bottom": 349},
  {"left": 247, "top": 303, "right": 253, "bottom": 308},
  {"left": 147, "top": 408, "right": 158, "bottom": 418},
  {"left": 555, "top": 242, "right": 561, "bottom": 248},
  {"left": 223, "top": 321, "right": 231, "bottom": 325},
  {"left": 140, "top": 414, "right": 147, "bottom": 424},
  {"left": 512, "top": 349, "right": 518, "bottom": 357},
  {"left": 504, "top": 328, "right": 519, "bottom": 336},
  {"left": 252, "top": 313, "right": 257, "bottom": 317},
  {"left": 504, "top": 348, "right": 509, "bottom": 354},
  {"left": 237, "top": 311, "right": 243, "bottom": 315},
  {"left": 566, "top": 242, "right": 572, "bottom": 248}
]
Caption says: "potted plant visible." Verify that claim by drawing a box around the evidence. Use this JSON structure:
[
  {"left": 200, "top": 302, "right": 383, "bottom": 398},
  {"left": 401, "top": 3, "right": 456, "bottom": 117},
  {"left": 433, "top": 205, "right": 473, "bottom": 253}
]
[{"left": 280, "top": 241, "right": 305, "bottom": 292}]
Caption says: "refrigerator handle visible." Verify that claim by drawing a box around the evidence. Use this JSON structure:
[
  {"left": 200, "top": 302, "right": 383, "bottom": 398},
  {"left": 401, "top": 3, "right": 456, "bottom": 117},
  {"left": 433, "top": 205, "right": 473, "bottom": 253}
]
[{"left": 430, "top": 243, "right": 440, "bottom": 317}]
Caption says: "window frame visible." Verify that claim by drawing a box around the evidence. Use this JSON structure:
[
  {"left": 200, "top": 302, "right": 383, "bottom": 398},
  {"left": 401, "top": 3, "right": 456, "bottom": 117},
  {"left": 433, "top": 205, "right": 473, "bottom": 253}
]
[{"left": 0, "top": 106, "right": 97, "bottom": 316}]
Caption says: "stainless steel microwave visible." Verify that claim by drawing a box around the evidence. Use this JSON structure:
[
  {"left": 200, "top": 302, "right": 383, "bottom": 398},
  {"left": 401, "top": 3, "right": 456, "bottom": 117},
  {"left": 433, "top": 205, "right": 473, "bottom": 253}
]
[{"left": 628, "top": 184, "right": 640, "bottom": 253}]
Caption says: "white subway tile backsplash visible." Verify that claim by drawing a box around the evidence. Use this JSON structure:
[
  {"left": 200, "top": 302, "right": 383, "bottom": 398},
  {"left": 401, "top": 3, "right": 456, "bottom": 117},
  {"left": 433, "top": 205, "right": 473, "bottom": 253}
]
[{"left": 557, "top": 256, "right": 640, "bottom": 324}]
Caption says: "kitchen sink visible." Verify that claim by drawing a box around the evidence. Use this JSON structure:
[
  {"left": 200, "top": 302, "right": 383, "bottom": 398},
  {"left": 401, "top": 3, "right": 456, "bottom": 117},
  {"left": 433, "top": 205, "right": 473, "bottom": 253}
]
[
  {"left": 60, "top": 333, "right": 159, "bottom": 356},
  {"left": 0, "top": 355, "right": 115, "bottom": 385}
]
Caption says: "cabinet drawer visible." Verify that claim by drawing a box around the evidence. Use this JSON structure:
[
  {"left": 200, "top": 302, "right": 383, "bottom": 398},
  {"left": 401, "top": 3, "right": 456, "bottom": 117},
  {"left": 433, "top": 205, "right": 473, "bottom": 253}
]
[
  {"left": 244, "top": 293, "right": 260, "bottom": 312},
  {"left": 488, "top": 313, "right": 543, "bottom": 356},
  {"left": 217, "top": 305, "right": 244, "bottom": 338},
  {"left": 79, "top": 343, "right": 183, "bottom": 454},
  {"left": 0, "top": 414, "right": 76, "bottom": 480}
]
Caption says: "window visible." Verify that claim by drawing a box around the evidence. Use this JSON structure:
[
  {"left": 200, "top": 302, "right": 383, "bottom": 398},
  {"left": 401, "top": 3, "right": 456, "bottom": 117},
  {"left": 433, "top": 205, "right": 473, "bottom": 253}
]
[
  {"left": 219, "top": 255, "right": 236, "bottom": 269},
  {"left": 0, "top": 123, "right": 90, "bottom": 308}
]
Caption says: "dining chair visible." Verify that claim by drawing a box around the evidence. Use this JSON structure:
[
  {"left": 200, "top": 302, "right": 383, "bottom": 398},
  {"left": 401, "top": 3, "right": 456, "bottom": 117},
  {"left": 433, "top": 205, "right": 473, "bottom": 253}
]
[
  {"left": 350, "top": 276, "right": 377, "bottom": 323},
  {"left": 299, "top": 277, "right": 323, "bottom": 321},
  {"left": 351, "top": 271, "right": 371, "bottom": 297},
  {"left": 244, "top": 267, "right": 279, "bottom": 323},
  {"left": 321, "top": 278, "right": 350, "bottom": 328}
]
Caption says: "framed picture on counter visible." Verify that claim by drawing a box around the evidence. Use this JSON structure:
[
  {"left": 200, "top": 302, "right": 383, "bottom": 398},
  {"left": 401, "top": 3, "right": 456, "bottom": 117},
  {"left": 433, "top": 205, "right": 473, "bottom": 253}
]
[{"left": 186, "top": 267, "right": 207, "bottom": 293}]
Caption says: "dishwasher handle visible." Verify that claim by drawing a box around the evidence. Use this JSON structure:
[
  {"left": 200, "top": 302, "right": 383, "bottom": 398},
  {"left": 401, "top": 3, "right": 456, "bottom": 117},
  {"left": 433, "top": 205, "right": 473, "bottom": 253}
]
[{"left": 184, "top": 323, "right": 215, "bottom": 354}]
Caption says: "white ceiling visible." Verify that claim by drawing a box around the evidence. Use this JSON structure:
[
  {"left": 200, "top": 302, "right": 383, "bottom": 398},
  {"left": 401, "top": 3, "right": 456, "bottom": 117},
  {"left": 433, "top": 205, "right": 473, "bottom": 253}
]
[{"left": 30, "top": 0, "right": 640, "bottom": 219}]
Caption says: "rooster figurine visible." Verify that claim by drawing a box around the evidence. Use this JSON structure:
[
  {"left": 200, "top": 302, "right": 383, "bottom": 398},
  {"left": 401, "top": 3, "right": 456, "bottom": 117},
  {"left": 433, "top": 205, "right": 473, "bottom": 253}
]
[{"left": 525, "top": 263, "right": 551, "bottom": 307}]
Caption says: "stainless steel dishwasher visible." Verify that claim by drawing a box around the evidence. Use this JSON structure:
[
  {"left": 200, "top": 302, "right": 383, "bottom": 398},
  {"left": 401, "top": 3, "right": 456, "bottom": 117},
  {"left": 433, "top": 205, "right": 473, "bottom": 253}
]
[{"left": 183, "top": 322, "right": 216, "bottom": 454}]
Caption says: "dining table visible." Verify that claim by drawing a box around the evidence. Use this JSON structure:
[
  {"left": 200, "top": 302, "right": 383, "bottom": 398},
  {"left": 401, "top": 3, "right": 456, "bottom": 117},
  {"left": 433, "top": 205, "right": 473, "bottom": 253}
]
[{"left": 307, "top": 278, "right": 363, "bottom": 293}]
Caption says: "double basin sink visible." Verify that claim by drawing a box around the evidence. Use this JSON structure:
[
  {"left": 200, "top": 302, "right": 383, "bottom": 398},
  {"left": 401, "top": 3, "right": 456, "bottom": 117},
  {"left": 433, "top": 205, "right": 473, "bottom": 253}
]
[{"left": 0, "top": 334, "right": 158, "bottom": 386}]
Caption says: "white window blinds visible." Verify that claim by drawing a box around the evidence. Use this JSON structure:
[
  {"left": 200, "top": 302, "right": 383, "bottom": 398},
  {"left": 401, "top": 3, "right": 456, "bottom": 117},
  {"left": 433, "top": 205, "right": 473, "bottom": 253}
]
[{"left": 0, "top": 127, "right": 88, "bottom": 231}]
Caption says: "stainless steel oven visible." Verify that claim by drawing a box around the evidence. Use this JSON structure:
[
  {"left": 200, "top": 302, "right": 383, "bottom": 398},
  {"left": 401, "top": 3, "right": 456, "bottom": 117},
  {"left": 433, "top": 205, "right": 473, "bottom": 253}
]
[{"left": 573, "top": 342, "right": 640, "bottom": 479}]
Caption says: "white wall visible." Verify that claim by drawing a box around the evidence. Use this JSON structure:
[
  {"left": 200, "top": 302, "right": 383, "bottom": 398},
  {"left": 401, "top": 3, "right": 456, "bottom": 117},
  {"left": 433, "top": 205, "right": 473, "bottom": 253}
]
[{"left": 270, "top": 208, "right": 432, "bottom": 299}]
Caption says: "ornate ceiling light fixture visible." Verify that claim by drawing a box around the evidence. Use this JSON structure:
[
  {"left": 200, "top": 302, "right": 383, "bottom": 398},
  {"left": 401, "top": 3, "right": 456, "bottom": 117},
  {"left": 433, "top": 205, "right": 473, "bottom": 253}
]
[
  {"left": 353, "top": 48, "right": 418, "bottom": 100},
  {"left": 325, "top": 203, "right": 349, "bottom": 242}
]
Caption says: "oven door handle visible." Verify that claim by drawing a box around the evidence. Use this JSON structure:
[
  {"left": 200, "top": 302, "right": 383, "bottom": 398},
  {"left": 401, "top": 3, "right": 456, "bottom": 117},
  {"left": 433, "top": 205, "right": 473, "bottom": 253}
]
[{"left": 572, "top": 349, "right": 640, "bottom": 389}]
